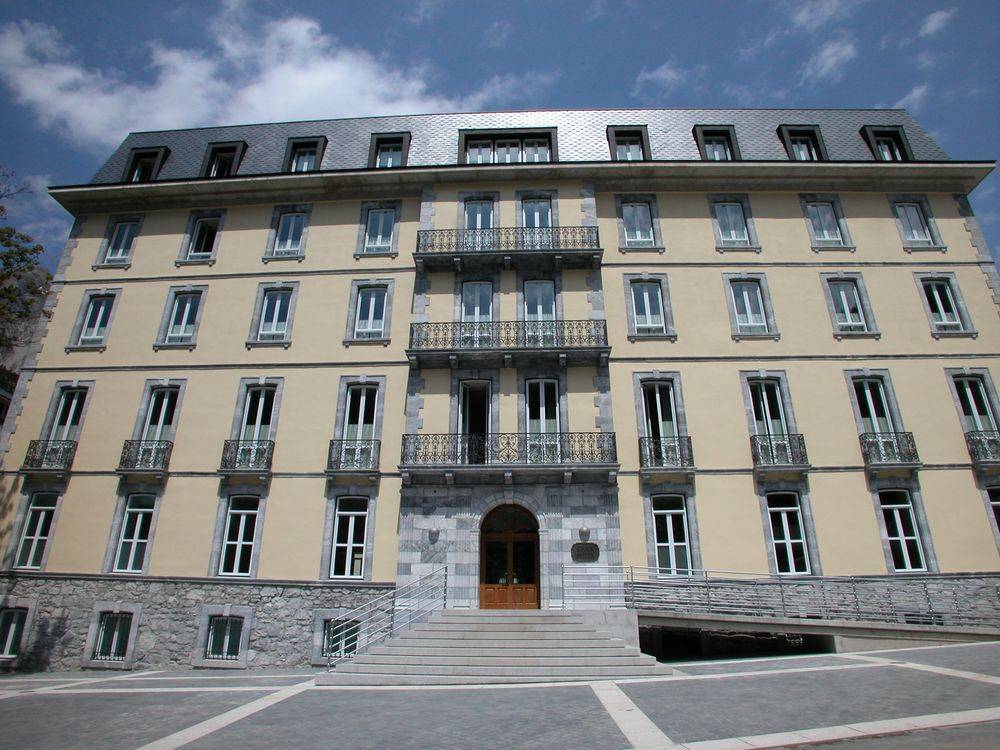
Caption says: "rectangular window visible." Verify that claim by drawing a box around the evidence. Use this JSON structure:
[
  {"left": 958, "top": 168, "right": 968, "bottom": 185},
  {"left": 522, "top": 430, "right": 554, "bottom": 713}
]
[
  {"left": 206, "top": 147, "right": 237, "bottom": 177},
  {"left": 630, "top": 282, "right": 666, "bottom": 335},
  {"left": 322, "top": 619, "right": 359, "bottom": 658},
  {"left": 274, "top": 213, "right": 305, "bottom": 256},
  {"left": 205, "top": 616, "right": 243, "bottom": 660},
  {"left": 953, "top": 376, "right": 998, "bottom": 432},
  {"left": 77, "top": 296, "right": 114, "bottom": 346},
  {"left": 376, "top": 141, "right": 403, "bottom": 168},
  {"left": 828, "top": 280, "right": 868, "bottom": 333},
  {"left": 790, "top": 137, "right": 817, "bottom": 161},
  {"left": 341, "top": 385, "right": 378, "bottom": 469},
  {"left": 113, "top": 494, "right": 156, "bottom": 573},
  {"left": 92, "top": 612, "right": 132, "bottom": 661},
  {"left": 853, "top": 378, "right": 894, "bottom": 434},
  {"left": 731, "top": 280, "right": 767, "bottom": 334},
  {"left": 989, "top": 487, "right": 1000, "bottom": 531},
  {"left": 766, "top": 494, "right": 810, "bottom": 575},
  {"left": 652, "top": 496, "right": 691, "bottom": 575},
  {"left": 922, "top": 279, "right": 963, "bottom": 332},
  {"left": 622, "top": 202, "right": 654, "bottom": 247},
  {"left": 48, "top": 388, "right": 87, "bottom": 442},
  {"left": 257, "top": 289, "right": 292, "bottom": 341},
  {"left": 0, "top": 608, "right": 27, "bottom": 658},
  {"left": 15, "top": 493, "right": 58, "bottom": 569},
  {"left": 137, "top": 386, "right": 178, "bottom": 468},
  {"left": 240, "top": 387, "right": 275, "bottom": 443},
  {"left": 354, "top": 288, "right": 387, "bottom": 339},
  {"left": 331, "top": 497, "right": 368, "bottom": 578},
  {"left": 615, "top": 134, "right": 644, "bottom": 161},
  {"left": 716, "top": 202, "right": 749, "bottom": 245},
  {"left": 875, "top": 137, "right": 902, "bottom": 162},
  {"left": 805, "top": 202, "right": 842, "bottom": 243},
  {"left": 526, "top": 379, "right": 560, "bottom": 464},
  {"left": 464, "top": 200, "right": 494, "bottom": 230},
  {"left": 364, "top": 208, "right": 395, "bottom": 253},
  {"left": 749, "top": 380, "right": 788, "bottom": 438},
  {"left": 878, "top": 490, "right": 926, "bottom": 571},
  {"left": 165, "top": 292, "right": 201, "bottom": 344},
  {"left": 290, "top": 146, "right": 318, "bottom": 172},
  {"left": 495, "top": 139, "right": 521, "bottom": 163},
  {"left": 523, "top": 139, "right": 550, "bottom": 162},
  {"left": 106, "top": 222, "right": 138, "bottom": 262},
  {"left": 128, "top": 155, "right": 157, "bottom": 182},
  {"left": 466, "top": 140, "right": 494, "bottom": 164},
  {"left": 219, "top": 496, "right": 259, "bottom": 576},
  {"left": 187, "top": 217, "right": 219, "bottom": 259},
  {"left": 465, "top": 136, "right": 551, "bottom": 164},
  {"left": 896, "top": 202, "right": 932, "bottom": 244},
  {"left": 703, "top": 137, "right": 732, "bottom": 161}
]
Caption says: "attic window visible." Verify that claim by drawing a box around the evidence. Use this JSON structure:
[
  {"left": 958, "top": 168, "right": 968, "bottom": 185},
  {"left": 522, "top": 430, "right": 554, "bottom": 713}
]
[
  {"left": 123, "top": 148, "right": 169, "bottom": 183},
  {"left": 607, "top": 126, "right": 650, "bottom": 161},
  {"left": 693, "top": 126, "right": 741, "bottom": 161},
  {"left": 202, "top": 142, "right": 247, "bottom": 177},
  {"left": 777, "top": 126, "right": 828, "bottom": 161},
  {"left": 283, "top": 137, "right": 327, "bottom": 172},
  {"left": 369, "top": 132, "right": 411, "bottom": 168},
  {"left": 861, "top": 126, "right": 913, "bottom": 162}
]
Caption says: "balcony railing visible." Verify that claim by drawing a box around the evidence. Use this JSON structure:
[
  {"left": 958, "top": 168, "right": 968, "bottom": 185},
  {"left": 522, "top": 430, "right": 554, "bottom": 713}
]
[
  {"left": 966, "top": 430, "right": 1000, "bottom": 469},
  {"left": 328, "top": 439, "right": 380, "bottom": 472},
  {"left": 219, "top": 440, "right": 274, "bottom": 473},
  {"left": 638, "top": 436, "right": 694, "bottom": 470},
  {"left": 416, "top": 226, "right": 600, "bottom": 256},
  {"left": 409, "top": 320, "right": 608, "bottom": 351},
  {"left": 750, "top": 434, "right": 808, "bottom": 469},
  {"left": 401, "top": 432, "right": 617, "bottom": 466},
  {"left": 118, "top": 440, "right": 173, "bottom": 473},
  {"left": 22, "top": 440, "right": 77, "bottom": 472},
  {"left": 859, "top": 432, "right": 919, "bottom": 467}
]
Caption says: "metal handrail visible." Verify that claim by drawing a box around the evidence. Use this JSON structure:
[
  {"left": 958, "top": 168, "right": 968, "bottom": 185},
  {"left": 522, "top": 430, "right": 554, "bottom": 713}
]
[
  {"left": 415, "top": 226, "right": 600, "bottom": 254},
  {"left": 327, "top": 439, "right": 380, "bottom": 471},
  {"left": 326, "top": 566, "right": 448, "bottom": 670},
  {"left": 859, "top": 431, "right": 919, "bottom": 465},
  {"left": 966, "top": 430, "right": 1000, "bottom": 464},
  {"left": 400, "top": 432, "right": 617, "bottom": 466},
  {"left": 408, "top": 320, "right": 608, "bottom": 351},
  {"left": 750, "top": 434, "right": 808, "bottom": 467},
  {"left": 638, "top": 436, "right": 694, "bottom": 469},
  {"left": 561, "top": 565, "right": 1000, "bottom": 629},
  {"left": 22, "top": 440, "right": 77, "bottom": 470},
  {"left": 219, "top": 440, "right": 274, "bottom": 472},
  {"left": 118, "top": 440, "right": 173, "bottom": 471}
]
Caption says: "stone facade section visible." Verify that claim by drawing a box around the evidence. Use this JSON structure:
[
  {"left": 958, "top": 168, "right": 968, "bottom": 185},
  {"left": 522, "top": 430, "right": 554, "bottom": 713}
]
[{"left": 954, "top": 193, "right": 1000, "bottom": 316}]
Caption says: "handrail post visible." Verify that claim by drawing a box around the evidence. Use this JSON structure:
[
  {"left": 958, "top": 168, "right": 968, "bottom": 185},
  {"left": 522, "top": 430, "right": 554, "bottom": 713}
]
[
  {"left": 777, "top": 575, "right": 786, "bottom": 617},
  {"left": 560, "top": 564, "right": 566, "bottom": 609},
  {"left": 851, "top": 577, "right": 861, "bottom": 620},
  {"left": 443, "top": 566, "right": 448, "bottom": 610}
]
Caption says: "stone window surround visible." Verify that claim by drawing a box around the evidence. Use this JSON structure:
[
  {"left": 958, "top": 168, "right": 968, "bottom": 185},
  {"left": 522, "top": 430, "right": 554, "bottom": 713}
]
[
  {"left": 154, "top": 286, "right": 209, "bottom": 351},
  {"left": 127, "top": 377, "right": 189, "bottom": 447},
  {"left": 693, "top": 125, "right": 742, "bottom": 160},
  {"left": 868, "top": 477, "right": 939, "bottom": 574},
  {"left": 282, "top": 136, "right": 327, "bottom": 172},
  {"left": 3, "top": 483, "right": 67, "bottom": 571},
  {"left": 777, "top": 125, "right": 829, "bottom": 161},
  {"left": 246, "top": 281, "right": 301, "bottom": 349},
  {"left": 101, "top": 483, "right": 165, "bottom": 575},
  {"left": 708, "top": 194, "right": 761, "bottom": 252},
  {"left": 631, "top": 371, "right": 690, "bottom": 441},
  {"left": 516, "top": 369, "right": 570, "bottom": 435},
  {"left": 65, "top": 288, "right": 123, "bottom": 352},
  {"left": 843, "top": 369, "right": 908, "bottom": 437},
  {"left": 199, "top": 140, "right": 248, "bottom": 178},
  {"left": 738, "top": 369, "right": 801, "bottom": 436},
  {"left": 641, "top": 481, "right": 703, "bottom": 573},
  {"left": 94, "top": 214, "right": 143, "bottom": 270},
  {"left": 355, "top": 200, "right": 402, "bottom": 258},
  {"left": 80, "top": 601, "right": 142, "bottom": 670},
  {"left": 889, "top": 195, "right": 946, "bottom": 253},
  {"left": 819, "top": 272, "right": 880, "bottom": 340},
  {"left": 208, "top": 486, "right": 269, "bottom": 579},
  {"left": 861, "top": 125, "right": 914, "bottom": 162},
  {"left": 343, "top": 279, "right": 395, "bottom": 346},
  {"left": 39, "top": 379, "right": 96, "bottom": 442},
  {"left": 913, "top": 272, "right": 977, "bottom": 339},
  {"left": 607, "top": 125, "right": 651, "bottom": 161},
  {"left": 263, "top": 204, "right": 313, "bottom": 263},
  {"left": 0, "top": 596, "right": 36, "bottom": 666},
  {"left": 757, "top": 482, "right": 823, "bottom": 576},
  {"left": 622, "top": 273, "right": 676, "bottom": 342},
  {"left": 319, "top": 484, "right": 379, "bottom": 582},
  {"left": 515, "top": 272, "right": 564, "bottom": 323},
  {"left": 331, "top": 375, "right": 388, "bottom": 444},
  {"left": 121, "top": 146, "right": 170, "bottom": 183},
  {"left": 943, "top": 367, "right": 1000, "bottom": 438},
  {"left": 456, "top": 191, "right": 500, "bottom": 229},
  {"left": 228, "top": 376, "right": 285, "bottom": 442},
  {"left": 452, "top": 272, "right": 502, "bottom": 323},
  {"left": 448, "top": 369, "right": 502, "bottom": 436},
  {"left": 175, "top": 209, "right": 227, "bottom": 267},
  {"left": 311, "top": 607, "right": 365, "bottom": 666},
  {"left": 723, "top": 273, "right": 780, "bottom": 341},
  {"left": 456, "top": 129, "right": 558, "bottom": 164},
  {"left": 614, "top": 194, "right": 665, "bottom": 253},
  {"left": 799, "top": 194, "right": 855, "bottom": 251},
  {"left": 367, "top": 131, "right": 412, "bottom": 168},
  {"left": 514, "top": 189, "right": 561, "bottom": 229},
  {"left": 190, "top": 603, "right": 254, "bottom": 669}
]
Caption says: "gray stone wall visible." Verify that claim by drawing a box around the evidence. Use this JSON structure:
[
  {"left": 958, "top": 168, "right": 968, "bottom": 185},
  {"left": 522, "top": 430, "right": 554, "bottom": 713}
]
[{"left": 0, "top": 573, "right": 388, "bottom": 672}]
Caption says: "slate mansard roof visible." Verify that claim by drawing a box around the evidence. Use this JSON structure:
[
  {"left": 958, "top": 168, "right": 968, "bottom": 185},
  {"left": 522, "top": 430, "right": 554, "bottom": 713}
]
[{"left": 90, "top": 108, "right": 951, "bottom": 184}]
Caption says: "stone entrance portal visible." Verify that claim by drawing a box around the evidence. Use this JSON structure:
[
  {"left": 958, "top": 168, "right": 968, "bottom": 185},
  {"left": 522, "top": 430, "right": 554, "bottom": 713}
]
[{"left": 479, "top": 504, "right": 540, "bottom": 609}]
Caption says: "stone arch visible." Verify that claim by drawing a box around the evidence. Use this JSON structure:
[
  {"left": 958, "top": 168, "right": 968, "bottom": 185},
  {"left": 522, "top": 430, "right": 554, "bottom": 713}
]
[{"left": 473, "top": 489, "right": 549, "bottom": 531}]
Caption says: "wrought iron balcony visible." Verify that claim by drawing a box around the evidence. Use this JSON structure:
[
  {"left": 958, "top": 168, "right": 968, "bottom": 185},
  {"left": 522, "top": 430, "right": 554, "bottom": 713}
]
[
  {"left": 859, "top": 432, "right": 920, "bottom": 474},
  {"left": 407, "top": 320, "right": 609, "bottom": 368},
  {"left": 22, "top": 440, "right": 77, "bottom": 476},
  {"left": 414, "top": 226, "right": 602, "bottom": 270},
  {"left": 327, "top": 439, "right": 381, "bottom": 476},
  {"left": 400, "top": 432, "right": 618, "bottom": 485},
  {"left": 117, "top": 440, "right": 173, "bottom": 477},
  {"left": 750, "top": 434, "right": 809, "bottom": 478},
  {"left": 965, "top": 430, "right": 1000, "bottom": 472},
  {"left": 219, "top": 440, "right": 274, "bottom": 478},
  {"left": 638, "top": 436, "right": 694, "bottom": 476}
]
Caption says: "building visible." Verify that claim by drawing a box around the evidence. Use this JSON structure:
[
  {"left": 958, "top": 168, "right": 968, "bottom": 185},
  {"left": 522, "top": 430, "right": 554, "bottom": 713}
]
[{"left": 0, "top": 108, "right": 998, "bottom": 671}]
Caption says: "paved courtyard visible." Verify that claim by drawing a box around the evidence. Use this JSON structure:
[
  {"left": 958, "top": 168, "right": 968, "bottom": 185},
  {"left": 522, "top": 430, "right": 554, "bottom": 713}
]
[{"left": 0, "top": 641, "right": 998, "bottom": 749}]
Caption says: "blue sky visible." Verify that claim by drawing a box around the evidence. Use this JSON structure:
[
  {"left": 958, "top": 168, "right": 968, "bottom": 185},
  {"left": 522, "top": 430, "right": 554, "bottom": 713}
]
[{"left": 0, "top": 0, "right": 996, "bottom": 270}]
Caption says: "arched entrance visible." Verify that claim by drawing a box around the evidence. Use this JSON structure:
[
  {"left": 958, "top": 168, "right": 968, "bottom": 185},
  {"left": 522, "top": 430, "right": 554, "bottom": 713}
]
[{"left": 479, "top": 504, "right": 540, "bottom": 609}]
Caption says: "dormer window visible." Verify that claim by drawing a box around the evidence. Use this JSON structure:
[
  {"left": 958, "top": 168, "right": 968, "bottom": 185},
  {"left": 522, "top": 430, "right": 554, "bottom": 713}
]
[
  {"left": 369, "top": 132, "right": 411, "bottom": 168},
  {"left": 283, "top": 137, "right": 327, "bottom": 172},
  {"left": 201, "top": 142, "right": 247, "bottom": 178},
  {"left": 693, "top": 126, "right": 740, "bottom": 161},
  {"left": 123, "top": 147, "right": 169, "bottom": 183},
  {"left": 458, "top": 130, "right": 555, "bottom": 164},
  {"left": 861, "top": 126, "right": 913, "bottom": 162},
  {"left": 778, "top": 126, "right": 828, "bottom": 162},
  {"left": 292, "top": 146, "right": 317, "bottom": 171},
  {"left": 607, "top": 126, "right": 650, "bottom": 161}
]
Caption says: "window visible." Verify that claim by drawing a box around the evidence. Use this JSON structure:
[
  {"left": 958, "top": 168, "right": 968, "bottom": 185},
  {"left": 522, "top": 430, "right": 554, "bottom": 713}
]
[
  {"left": 461, "top": 281, "right": 493, "bottom": 348},
  {"left": 862, "top": 126, "right": 912, "bottom": 162},
  {"left": 219, "top": 496, "right": 259, "bottom": 576},
  {"left": 461, "top": 133, "right": 553, "bottom": 164},
  {"left": 827, "top": 279, "right": 869, "bottom": 334},
  {"left": 524, "top": 280, "right": 556, "bottom": 346},
  {"left": 354, "top": 287, "right": 387, "bottom": 339},
  {"left": 466, "top": 140, "right": 493, "bottom": 164},
  {"left": 853, "top": 379, "right": 894, "bottom": 434},
  {"left": 92, "top": 612, "right": 132, "bottom": 661},
  {"left": 631, "top": 282, "right": 666, "bottom": 335},
  {"left": 730, "top": 280, "right": 768, "bottom": 335},
  {"left": 123, "top": 148, "right": 168, "bottom": 182},
  {"left": 113, "top": 495, "right": 156, "bottom": 573},
  {"left": 376, "top": 141, "right": 402, "bottom": 168},
  {"left": 105, "top": 221, "right": 139, "bottom": 263},
  {"left": 257, "top": 289, "right": 292, "bottom": 342},
  {"left": 284, "top": 137, "right": 325, "bottom": 172},
  {"left": 341, "top": 385, "right": 378, "bottom": 469},
  {"left": 189, "top": 217, "right": 220, "bottom": 259},
  {"left": 953, "top": 376, "right": 998, "bottom": 433},
  {"left": 322, "top": 619, "right": 360, "bottom": 658},
  {"left": 652, "top": 496, "right": 691, "bottom": 574},
  {"left": 921, "top": 278, "right": 964, "bottom": 333},
  {"left": 240, "top": 387, "right": 275, "bottom": 444},
  {"left": 15, "top": 493, "right": 58, "bottom": 569},
  {"left": 364, "top": 208, "right": 395, "bottom": 253},
  {"left": 766, "top": 494, "right": 810, "bottom": 575},
  {"left": 0, "top": 608, "right": 27, "bottom": 658},
  {"left": 523, "top": 139, "right": 550, "bottom": 163},
  {"left": 694, "top": 126, "right": 740, "bottom": 161},
  {"left": 331, "top": 497, "right": 368, "bottom": 578},
  {"left": 77, "top": 295, "right": 114, "bottom": 346},
  {"left": 526, "top": 379, "right": 560, "bottom": 464},
  {"left": 715, "top": 202, "right": 749, "bottom": 245},
  {"left": 790, "top": 137, "right": 817, "bottom": 161},
  {"left": 778, "top": 126, "right": 828, "bottom": 161},
  {"left": 804, "top": 202, "right": 841, "bottom": 244},
  {"left": 205, "top": 616, "right": 244, "bottom": 660},
  {"left": 749, "top": 379, "right": 788, "bottom": 438},
  {"left": 48, "top": 388, "right": 87, "bottom": 443},
  {"left": 704, "top": 137, "right": 731, "bottom": 161},
  {"left": 896, "top": 203, "right": 931, "bottom": 245},
  {"left": 878, "top": 490, "right": 925, "bottom": 571},
  {"left": 989, "top": 487, "right": 1000, "bottom": 531},
  {"left": 165, "top": 292, "right": 201, "bottom": 344},
  {"left": 464, "top": 200, "right": 494, "bottom": 230},
  {"left": 261, "top": 213, "right": 300, "bottom": 257},
  {"left": 622, "top": 202, "right": 654, "bottom": 247},
  {"left": 615, "top": 133, "right": 644, "bottom": 161},
  {"left": 202, "top": 143, "right": 245, "bottom": 178},
  {"left": 521, "top": 198, "right": 552, "bottom": 249}
]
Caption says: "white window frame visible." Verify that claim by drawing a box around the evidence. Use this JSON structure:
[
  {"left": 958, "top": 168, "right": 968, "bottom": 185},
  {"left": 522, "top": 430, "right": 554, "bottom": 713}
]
[
  {"left": 731, "top": 280, "right": 767, "bottom": 334},
  {"left": 716, "top": 202, "right": 750, "bottom": 245},
  {"left": 106, "top": 221, "right": 138, "bottom": 262},
  {"left": 896, "top": 202, "right": 932, "bottom": 245},
  {"left": 165, "top": 293, "right": 201, "bottom": 344},
  {"left": 0, "top": 608, "right": 27, "bottom": 658},
  {"left": 749, "top": 379, "right": 789, "bottom": 438},
  {"left": 218, "top": 496, "right": 260, "bottom": 577},
  {"left": 651, "top": 496, "right": 692, "bottom": 575},
  {"left": 187, "top": 217, "right": 219, "bottom": 259},
  {"left": 78, "top": 296, "right": 114, "bottom": 346},
  {"left": 354, "top": 287, "right": 387, "bottom": 339},
  {"left": 879, "top": 490, "right": 926, "bottom": 572},
  {"left": 854, "top": 378, "right": 895, "bottom": 434},
  {"left": 364, "top": 208, "right": 395, "bottom": 253},
  {"left": 466, "top": 140, "right": 494, "bottom": 164},
  {"left": 273, "top": 212, "right": 306, "bottom": 256},
  {"left": 257, "top": 289, "right": 292, "bottom": 341},
  {"left": 240, "top": 386, "right": 275, "bottom": 443},
  {"left": 526, "top": 378, "right": 560, "bottom": 464},
  {"left": 953, "top": 376, "right": 998, "bottom": 432},
  {"left": 922, "top": 279, "right": 963, "bottom": 332},
  {"left": 290, "top": 147, "right": 317, "bottom": 172},
  {"left": 92, "top": 612, "right": 132, "bottom": 661},
  {"left": 876, "top": 137, "right": 902, "bottom": 162},
  {"left": 615, "top": 135, "right": 644, "bottom": 161},
  {"left": 630, "top": 282, "right": 666, "bottom": 335},
  {"left": 113, "top": 494, "right": 156, "bottom": 573},
  {"left": 805, "top": 202, "right": 842, "bottom": 243},
  {"left": 49, "top": 388, "right": 87, "bottom": 442},
  {"left": 523, "top": 139, "right": 550, "bottom": 163},
  {"left": 622, "top": 201, "right": 655, "bottom": 247},
  {"left": 703, "top": 137, "right": 732, "bottom": 161},
  {"left": 828, "top": 280, "right": 867, "bottom": 332},
  {"left": 766, "top": 494, "right": 811, "bottom": 575},
  {"left": 376, "top": 142, "right": 402, "bottom": 168},
  {"left": 205, "top": 615, "right": 244, "bottom": 660},
  {"left": 330, "top": 497, "right": 368, "bottom": 579},
  {"left": 790, "top": 137, "right": 817, "bottom": 161},
  {"left": 322, "top": 619, "right": 360, "bottom": 657},
  {"left": 15, "top": 493, "right": 58, "bottom": 569}
]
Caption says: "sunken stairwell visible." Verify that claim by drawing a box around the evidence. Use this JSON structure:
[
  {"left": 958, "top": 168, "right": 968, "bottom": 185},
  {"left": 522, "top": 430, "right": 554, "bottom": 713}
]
[{"left": 317, "top": 609, "right": 672, "bottom": 685}]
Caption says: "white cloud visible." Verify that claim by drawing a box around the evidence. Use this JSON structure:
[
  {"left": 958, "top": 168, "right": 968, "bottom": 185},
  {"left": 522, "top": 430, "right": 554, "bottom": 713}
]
[
  {"left": 919, "top": 8, "right": 956, "bottom": 37},
  {"left": 790, "top": 0, "right": 864, "bottom": 32},
  {"left": 407, "top": 0, "right": 447, "bottom": 26},
  {"left": 0, "top": 5, "right": 558, "bottom": 153},
  {"left": 632, "top": 61, "right": 706, "bottom": 98},
  {"left": 722, "top": 82, "right": 791, "bottom": 106},
  {"left": 800, "top": 37, "right": 857, "bottom": 84},
  {"left": 916, "top": 50, "right": 938, "bottom": 70},
  {"left": 893, "top": 84, "right": 930, "bottom": 113},
  {"left": 483, "top": 20, "right": 513, "bottom": 50},
  {"left": 1, "top": 174, "right": 72, "bottom": 270}
]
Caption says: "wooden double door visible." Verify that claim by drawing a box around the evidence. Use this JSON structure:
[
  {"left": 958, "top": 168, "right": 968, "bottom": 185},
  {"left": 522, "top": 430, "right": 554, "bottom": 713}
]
[{"left": 479, "top": 505, "right": 540, "bottom": 609}]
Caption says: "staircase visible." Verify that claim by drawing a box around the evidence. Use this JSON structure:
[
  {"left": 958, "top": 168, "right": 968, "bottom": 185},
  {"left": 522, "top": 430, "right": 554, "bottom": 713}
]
[{"left": 317, "top": 609, "right": 671, "bottom": 685}]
